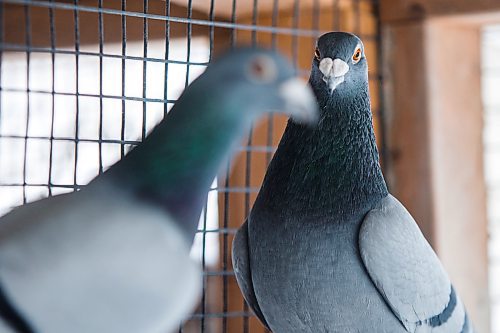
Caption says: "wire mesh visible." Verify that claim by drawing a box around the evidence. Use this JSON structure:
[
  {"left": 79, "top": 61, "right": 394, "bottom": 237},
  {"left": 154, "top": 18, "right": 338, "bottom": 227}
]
[{"left": 0, "top": 0, "right": 384, "bottom": 332}]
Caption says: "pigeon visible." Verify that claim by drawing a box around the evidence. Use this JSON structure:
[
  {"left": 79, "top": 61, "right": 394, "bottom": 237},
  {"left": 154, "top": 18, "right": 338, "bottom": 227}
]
[
  {"left": 0, "top": 48, "right": 318, "bottom": 333},
  {"left": 232, "top": 32, "right": 473, "bottom": 333}
]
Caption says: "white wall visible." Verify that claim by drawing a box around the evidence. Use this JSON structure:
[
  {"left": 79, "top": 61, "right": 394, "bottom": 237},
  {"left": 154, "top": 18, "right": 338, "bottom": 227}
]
[
  {"left": 482, "top": 25, "right": 500, "bottom": 333},
  {"left": 0, "top": 38, "right": 219, "bottom": 266}
]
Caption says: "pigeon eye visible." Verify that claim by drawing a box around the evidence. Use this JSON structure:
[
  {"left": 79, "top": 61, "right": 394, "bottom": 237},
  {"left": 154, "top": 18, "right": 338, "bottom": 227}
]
[
  {"left": 314, "top": 48, "right": 321, "bottom": 61},
  {"left": 247, "top": 55, "right": 277, "bottom": 83},
  {"left": 352, "top": 47, "right": 362, "bottom": 64}
]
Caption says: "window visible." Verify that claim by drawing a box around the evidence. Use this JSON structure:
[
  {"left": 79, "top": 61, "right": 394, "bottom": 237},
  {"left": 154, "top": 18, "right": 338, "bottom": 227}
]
[
  {"left": 0, "top": 37, "right": 219, "bottom": 266},
  {"left": 482, "top": 24, "right": 500, "bottom": 333}
]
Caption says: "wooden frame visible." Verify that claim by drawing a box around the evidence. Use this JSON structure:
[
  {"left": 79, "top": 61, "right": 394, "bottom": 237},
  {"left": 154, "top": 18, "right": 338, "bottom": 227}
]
[{"left": 380, "top": 2, "right": 500, "bottom": 331}]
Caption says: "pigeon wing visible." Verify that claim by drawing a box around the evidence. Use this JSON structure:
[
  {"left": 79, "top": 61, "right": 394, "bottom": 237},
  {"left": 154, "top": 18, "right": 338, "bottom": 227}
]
[
  {"left": 359, "top": 195, "right": 471, "bottom": 333},
  {"left": 232, "top": 219, "right": 270, "bottom": 330},
  {"left": 0, "top": 189, "right": 201, "bottom": 333}
]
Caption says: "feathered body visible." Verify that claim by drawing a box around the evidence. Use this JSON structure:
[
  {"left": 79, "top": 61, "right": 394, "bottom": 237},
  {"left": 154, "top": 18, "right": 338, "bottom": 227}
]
[
  {"left": 233, "top": 32, "right": 473, "bottom": 333},
  {"left": 0, "top": 48, "right": 317, "bottom": 333},
  {"left": 245, "top": 68, "right": 402, "bottom": 332}
]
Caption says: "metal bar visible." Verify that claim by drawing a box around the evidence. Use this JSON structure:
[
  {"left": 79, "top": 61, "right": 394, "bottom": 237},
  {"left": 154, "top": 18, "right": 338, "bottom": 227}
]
[
  {"left": 202, "top": 0, "right": 215, "bottom": 330},
  {"left": 73, "top": 0, "right": 80, "bottom": 192},
  {"left": 120, "top": 0, "right": 127, "bottom": 158},
  {"left": 188, "top": 311, "right": 256, "bottom": 320},
  {"left": 48, "top": 0, "right": 56, "bottom": 195},
  {"left": 291, "top": 0, "right": 299, "bottom": 71},
  {"left": 251, "top": 0, "right": 258, "bottom": 45},
  {"left": 98, "top": 0, "right": 104, "bottom": 174},
  {"left": 242, "top": 1, "right": 260, "bottom": 330},
  {"left": 333, "top": 0, "right": 340, "bottom": 30},
  {"left": 227, "top": 0, "right": 237, "bottom": 329},
  {"left": 270, "top": 0, "right": 279, "bottom": 48},
  {"left": 354, "top": 0, "right": 361, "bottom": 34},
  {"left": 242, "top": 127, "right": 254, "bottom": 333},
  {"left": 196, "top": 227, "right": 239, "bottom": 234},
  {"left": 0, "top": 43, "right": 209, "bottom": 65},
  {"left": 2, "top": 0, "right": 323, "bottom": 37},
  {"left": 1, "top": 76, "right": 379, "bottom": 96},
  {"left": 230, "top": 0, "right": 237, "bottom": 45},
  {"left": 142, "top": 0, "right": 148, "bottom": 140},
  {"left": 0, "top": 135, "right": 276, "bottom": 153},
  {"left": 0, "top": 87, "right": 179, "bottom": 104},
  {"left": 266, "top": 0, "right": 280, "bottom": 165},
  {"left": 208, "top": 0, "right": 215, "bottom": 59},
  {"left": 0, "top": 183, "right": 261, "bottom": 195},
  {"left": 0, "top": 135, "right": 142, "bottom": 145},
  {"left": 184, "top": 0, "right": 192, "bottom": 89},
  {"left": 163, "top": 0, "right": 170, "bottom": 114},
  {"left": 312, "top": 0, "right": 320, "bottom": 33},
  {"left": 373, "top": 0, "right": 388, "bottom": 177},
  {"left": 22, "top": 3, "right": 31, "bottom": 204},
  {"left": 203, "top": 270, "right": 235, "bottom": 277},
  {"left": 200, "top": 200, "right": 208, "bottom": 332},
  {"left": 222, "top": 160, "right": 231, "bottom": 333},
  {"left": 1, "top": 183, "right": 82, "bottom": 189}
]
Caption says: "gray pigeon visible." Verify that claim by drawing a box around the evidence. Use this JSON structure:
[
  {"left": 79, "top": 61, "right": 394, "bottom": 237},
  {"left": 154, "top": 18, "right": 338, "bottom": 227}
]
[
  {"left": 232, "top": 32, "right": 473, "bottom": 333},
  {"left": 0, "top": 48, "right": 317, "bottom": 333}
]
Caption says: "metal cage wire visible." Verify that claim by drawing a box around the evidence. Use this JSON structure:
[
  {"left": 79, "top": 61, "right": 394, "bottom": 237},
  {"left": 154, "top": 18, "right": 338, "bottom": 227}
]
[{"left": 0, "top": 0, "right": 385, "bottom": 332}]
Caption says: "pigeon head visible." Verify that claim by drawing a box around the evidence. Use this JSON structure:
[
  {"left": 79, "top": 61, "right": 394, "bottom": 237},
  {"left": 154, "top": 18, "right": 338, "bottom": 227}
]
[
  {"left": 310, "top": 32, "right": 367, "bottom": 99},
  {"left": 203, "top": 48, "right": 318, "bottom": 124},
  {"left": 106, "top": 47, "right": 319, "bottom": 238}
]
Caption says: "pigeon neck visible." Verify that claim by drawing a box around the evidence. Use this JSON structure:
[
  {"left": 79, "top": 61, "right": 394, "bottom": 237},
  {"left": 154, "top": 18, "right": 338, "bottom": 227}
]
[
  {"left": 256, "top": 81, "right": 387, "bottom": 220},
  {"left": 102, "top": 89, "right": 247, "bottom": 238}
]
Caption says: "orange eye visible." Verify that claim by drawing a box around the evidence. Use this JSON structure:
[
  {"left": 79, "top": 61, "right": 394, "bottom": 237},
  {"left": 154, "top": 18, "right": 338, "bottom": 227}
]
[
  {"left": 314, "top": 48, "right": 321, "bottom": 61},
  {"left": 352, "top": 47, "right": 362, "bottom": 63}
]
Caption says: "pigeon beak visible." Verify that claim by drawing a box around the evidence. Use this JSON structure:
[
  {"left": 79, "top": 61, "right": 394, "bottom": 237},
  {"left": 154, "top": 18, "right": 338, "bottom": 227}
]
[
  {"left": 279, "top": 78, "right": 319, "bottom": 125},
  {"left": 319, "top": 57, "right": 349, "bottom": 93}
]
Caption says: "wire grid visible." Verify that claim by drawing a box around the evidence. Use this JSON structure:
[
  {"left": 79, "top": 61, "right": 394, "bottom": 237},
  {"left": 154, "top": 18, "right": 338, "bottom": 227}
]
[
  {"left": 482, "top": 25, "right": 500, "bottom": 333},
  {"left": 0, "top": 0, "right": 385, "bottom": 332}
]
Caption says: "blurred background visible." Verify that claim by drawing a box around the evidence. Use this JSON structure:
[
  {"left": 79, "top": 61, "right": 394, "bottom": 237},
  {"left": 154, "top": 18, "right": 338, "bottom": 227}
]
[{"left": 0, "top": 0, "right": 498, "bottom": 332}]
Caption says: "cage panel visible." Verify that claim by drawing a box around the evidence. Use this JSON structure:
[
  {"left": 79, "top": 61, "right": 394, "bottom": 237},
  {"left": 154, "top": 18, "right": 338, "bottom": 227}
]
[{"left": 0, "top": 0, "right": 384, "bottom": 332}]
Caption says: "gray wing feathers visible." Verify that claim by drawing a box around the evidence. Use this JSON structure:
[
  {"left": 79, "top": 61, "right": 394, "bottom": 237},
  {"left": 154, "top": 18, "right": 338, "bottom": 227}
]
[
  {"left": 0, "top": 318, "right": 16, "bottom": 333},
  {"left": 232, "top": 220, "right": 270, "bottom": 329},
  {"left": 0, "top": 190, "right": 201, "bottom": 333},
  {"left": 359, "top": 195, "right": 469, "bottom": 333}
]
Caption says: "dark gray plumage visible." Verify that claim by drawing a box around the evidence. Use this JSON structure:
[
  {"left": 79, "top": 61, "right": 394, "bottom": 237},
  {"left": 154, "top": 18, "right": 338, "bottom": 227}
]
[
  {"left": 0, "top": 48, "right": 317, "bottom": 333},
  {"left": 232, "top": 32, "right": 473, "bottom": 333}
]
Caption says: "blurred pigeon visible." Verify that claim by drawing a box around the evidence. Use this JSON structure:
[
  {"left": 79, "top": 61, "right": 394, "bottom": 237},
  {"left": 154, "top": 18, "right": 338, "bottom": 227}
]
[
  {"left": 232, "top": 32, "right": 473, "bottom": 333},
  {"left": 0, "top": 48, "right": 317, "bottom": 333}
]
